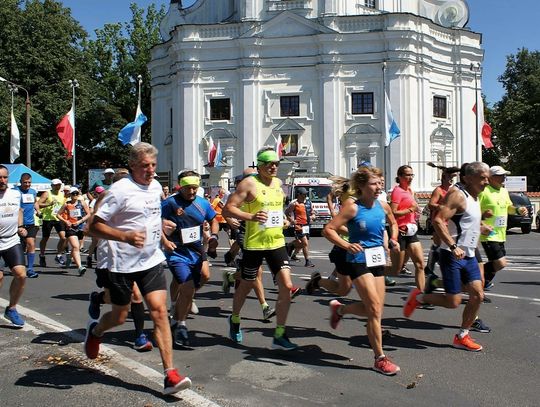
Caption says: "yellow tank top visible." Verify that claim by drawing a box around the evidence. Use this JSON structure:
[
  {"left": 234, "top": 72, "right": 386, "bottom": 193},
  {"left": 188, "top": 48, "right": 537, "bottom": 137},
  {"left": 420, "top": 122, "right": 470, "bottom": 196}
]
[
  {"left": 244, "top": 176, "right": 285, "bottom": 250},
  {"left": 42, "top": 191, "right": 66, "bottom": 221}
]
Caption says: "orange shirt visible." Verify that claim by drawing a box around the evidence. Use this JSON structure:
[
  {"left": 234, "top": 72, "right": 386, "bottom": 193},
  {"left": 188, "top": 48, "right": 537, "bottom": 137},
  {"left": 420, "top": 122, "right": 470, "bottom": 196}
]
[
  {"left": 211, "top": 197, "right": 225, "bottom": 223},
  {"left": 291, "top": 201, "right": 308, "bottom": 231}
]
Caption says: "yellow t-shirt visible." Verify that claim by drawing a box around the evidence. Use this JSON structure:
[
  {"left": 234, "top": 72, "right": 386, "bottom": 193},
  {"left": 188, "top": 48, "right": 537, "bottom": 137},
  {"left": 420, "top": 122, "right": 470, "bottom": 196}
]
[
  {"left": 479, "top": 185, "right": 512, "bottom": 242},
  {"left": 243, "top": 176, "right": 285, "bottom": 250},
  {"left": 41, "top": 191, "right": 66, "bottom": 221}
]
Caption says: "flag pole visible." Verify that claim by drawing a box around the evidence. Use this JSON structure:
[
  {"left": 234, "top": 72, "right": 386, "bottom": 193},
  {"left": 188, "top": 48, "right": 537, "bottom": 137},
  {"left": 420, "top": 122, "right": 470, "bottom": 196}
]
[
  {"left": 69, "top": 79, "right": 79, "bottom": 185},
  {"left": 137, "top": 74, "right": 142, "bottom": 108},
  {"left": 382, "top": 61, "right": 388, "bottom": 184}
]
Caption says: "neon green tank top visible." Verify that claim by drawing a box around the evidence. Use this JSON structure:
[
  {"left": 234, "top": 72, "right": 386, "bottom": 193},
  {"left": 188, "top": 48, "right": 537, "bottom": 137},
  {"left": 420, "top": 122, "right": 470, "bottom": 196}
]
[
  {"left": 244, "top": 176, "right": 286, "bottom": 250},
  {"left": 42, "top": 191, "right": 66, "bottom": 221}
]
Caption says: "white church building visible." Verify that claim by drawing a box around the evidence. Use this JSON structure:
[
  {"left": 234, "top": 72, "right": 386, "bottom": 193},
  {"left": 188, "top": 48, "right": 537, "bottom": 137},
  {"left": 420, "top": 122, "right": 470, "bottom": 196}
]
[{"left": 150, "top": 0, "right": 484, "bottom": 192}]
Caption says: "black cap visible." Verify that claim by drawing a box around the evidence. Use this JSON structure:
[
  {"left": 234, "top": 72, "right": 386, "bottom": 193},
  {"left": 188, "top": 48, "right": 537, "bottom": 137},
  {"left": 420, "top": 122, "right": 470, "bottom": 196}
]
[{"left": 296, "top": 187, "right": 308, "bottom": 195}]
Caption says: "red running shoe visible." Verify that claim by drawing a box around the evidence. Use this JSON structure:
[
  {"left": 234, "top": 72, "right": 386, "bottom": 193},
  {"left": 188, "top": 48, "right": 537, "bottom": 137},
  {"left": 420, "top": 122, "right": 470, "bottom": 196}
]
[
  {"left": 403, "top": 288, "right": 422, "bottom": 318},
  {"left": 373, "top": 356, "right": 400, "bottom": 376},
  {"left": 290, "top": 286, "right": 302, "bottom": 299},
  {"left": 453, "top": 334, "right": 483, "bottom": 352},
  {"left": 329, "top": 300, "right": 343, "bottom": 330},
  {"left": 163, "top": 368, "right": 192, "bottom": 395},
  {"left": 84, "top": 320, "right": 101, "bottom": 359}
]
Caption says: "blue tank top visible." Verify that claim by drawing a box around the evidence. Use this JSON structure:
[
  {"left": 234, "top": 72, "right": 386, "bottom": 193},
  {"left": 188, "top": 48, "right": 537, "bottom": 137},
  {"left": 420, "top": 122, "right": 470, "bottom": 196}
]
[
  {"left": 346, "top": 199, "right": 386, "bottom": 263},
  {"left": 15, "top": 186, "right": 37, "bottom": 225}
]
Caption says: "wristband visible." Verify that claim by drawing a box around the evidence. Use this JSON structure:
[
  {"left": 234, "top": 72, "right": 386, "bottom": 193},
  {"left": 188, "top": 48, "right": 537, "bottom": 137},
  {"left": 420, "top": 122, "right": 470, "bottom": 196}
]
[
  {"left": 18, "top": 225, "right": 25, "bottom": 228},
  {"left": 449, "top": 243, "right": 458, "bottom": 251},
  {"left": 210, "top": 233, "right": 219, "bottom": 240}
]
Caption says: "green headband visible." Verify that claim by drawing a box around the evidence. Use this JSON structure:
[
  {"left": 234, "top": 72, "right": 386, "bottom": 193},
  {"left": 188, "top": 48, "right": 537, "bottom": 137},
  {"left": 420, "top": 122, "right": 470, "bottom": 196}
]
[
  {"left": 257, "top": 150, "right": 279, "bottom": 164},
  {"left": 179, "top": 176, "right": 200, "bottom": 187}
]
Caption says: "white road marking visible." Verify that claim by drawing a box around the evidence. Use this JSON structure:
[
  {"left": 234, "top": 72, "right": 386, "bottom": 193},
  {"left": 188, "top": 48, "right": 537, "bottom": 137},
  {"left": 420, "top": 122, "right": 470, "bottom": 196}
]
[{"left": 0, "top": 298, "right": 221, "bottom": 407}]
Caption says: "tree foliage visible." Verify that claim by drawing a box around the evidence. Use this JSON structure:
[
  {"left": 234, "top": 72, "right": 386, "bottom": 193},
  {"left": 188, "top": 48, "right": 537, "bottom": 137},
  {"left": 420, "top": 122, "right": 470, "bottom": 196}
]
[
  {"left": 0, "top": 0, "right": 165, "bottom": 188},
  {"left": 493, "top": 48, "right": 540, "bottom": 190}
]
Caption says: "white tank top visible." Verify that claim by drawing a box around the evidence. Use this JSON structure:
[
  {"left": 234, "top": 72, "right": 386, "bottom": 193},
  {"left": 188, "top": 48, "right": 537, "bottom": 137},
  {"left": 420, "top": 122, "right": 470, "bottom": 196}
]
[{"left": 441, "top": 186, "right": 481, "bottom": 258}]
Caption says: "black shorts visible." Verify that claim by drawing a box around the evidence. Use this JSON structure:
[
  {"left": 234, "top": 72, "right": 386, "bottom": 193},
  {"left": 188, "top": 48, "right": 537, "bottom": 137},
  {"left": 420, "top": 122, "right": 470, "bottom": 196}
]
[
  {"left": 342, "top": 263, "right": 385, "bottom": 279},
  {"left": 22, "top": 225, "right": 39, "bottom": 239},
  {"left": 232, "top": 230, "right": 245, "bottom": 247},
  {"left": 329, "top": 245, "right": 350, "bottom": 274},
  {"left": 241, "top": 246, "right": 290, "bottom": 281},
  {"left": 65, "top": 228, "right": 84, "bottom": 239},
  {"left": 481, "top": 241, "right": 506, "bottom": 262},
  {"left": 294, "top": 229, "right": 310, "bottom": 240},
  {"left": 219, "top": 223, "right": 230, "bottom": 233},
  {"left": 41, "top": 220, "right": 65, "bottom": 239},
  {"left": 108, "top": 264, "right": 167, "bottom": 306},
  {"left": 95, "top": 267, "right": 112, "bottom": 289},
  {"left": 0, "top": 243, "right": 25, "bottom": 269},
  {"left": 398, "top": 232, "right": 419, "bottom": 250}
]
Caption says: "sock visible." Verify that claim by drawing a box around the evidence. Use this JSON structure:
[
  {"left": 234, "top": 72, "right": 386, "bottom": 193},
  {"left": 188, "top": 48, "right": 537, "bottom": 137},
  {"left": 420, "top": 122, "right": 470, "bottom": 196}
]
[
  {"left": 164, "top": 368, "right": 175, "bottom": 375},
  {"left": 231, "top": 314, "right": 241, "bottom": 324},
  {"left": 425, "top": 245, "right": 439, "bottom": 274},
  {"left": 376, "top": 354, "right": 386, "bottom": 360},
  {"left": 130, "top": 302, "right": 145, "bottom": 337},
  {"left": 458, "top": 328, "right": 469, "bottom": 339},
  {"left": 228, "top": 273, "right": 236, "bottom": 283},
  {"left": 484, "top": 262, "right": 496, "bottom": 283},
  {"left": 274, "top": 325, "right": 285, "bottom": 338},
  {"left": 27, "top": 253, "right": 35, "bottom": 270},
  {"left": 261, "top": 302, "right": 269, "bottom": 310},
  {"left": 97, "top": 291, "right": 106, "bottom": 304},
  {"left": 178, "top": 320, "right": 186, "bottom": 327}
]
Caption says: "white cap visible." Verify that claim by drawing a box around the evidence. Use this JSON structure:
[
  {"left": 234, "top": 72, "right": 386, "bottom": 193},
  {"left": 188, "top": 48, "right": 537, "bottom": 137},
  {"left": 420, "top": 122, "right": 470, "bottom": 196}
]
[
  {"left": 69, "top": 186, "right": 79, "bottom": 194},
  {"left": 489, "top": 165, "right": 511, "bottom": 176},
  {"left": 104, "top": 168, "right": 115, "bottom": 174},
  {"left": 51, "top": 178, "right": 62, "bottom": 185}
]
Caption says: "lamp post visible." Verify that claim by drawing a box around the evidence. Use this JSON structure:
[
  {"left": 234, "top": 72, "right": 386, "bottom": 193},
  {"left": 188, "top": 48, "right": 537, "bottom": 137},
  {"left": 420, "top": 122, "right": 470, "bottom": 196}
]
[
  {"left": 470, "top": 62, "right": 481, "bottom": 161},
  {"left": 0, "top": 76, "right": 31, "bottom": 167}
]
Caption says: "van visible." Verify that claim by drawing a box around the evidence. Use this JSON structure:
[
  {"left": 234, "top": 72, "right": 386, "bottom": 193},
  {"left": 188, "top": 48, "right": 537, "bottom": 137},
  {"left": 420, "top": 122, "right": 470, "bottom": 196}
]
[{"left": 285, "top": 172, "right": 333, "bottom": 234}]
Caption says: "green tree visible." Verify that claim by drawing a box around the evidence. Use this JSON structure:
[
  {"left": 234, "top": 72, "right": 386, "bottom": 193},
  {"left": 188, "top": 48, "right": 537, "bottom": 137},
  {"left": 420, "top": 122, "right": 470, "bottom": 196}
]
[{"left": 494, "top": 48, "right": 540, "bottom": 190}]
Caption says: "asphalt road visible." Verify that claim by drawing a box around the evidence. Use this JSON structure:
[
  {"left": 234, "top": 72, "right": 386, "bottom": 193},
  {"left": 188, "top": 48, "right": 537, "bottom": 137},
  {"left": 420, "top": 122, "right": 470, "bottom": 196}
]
[{"left": 1, "top": 230, "right": 539, "bottom": 406}]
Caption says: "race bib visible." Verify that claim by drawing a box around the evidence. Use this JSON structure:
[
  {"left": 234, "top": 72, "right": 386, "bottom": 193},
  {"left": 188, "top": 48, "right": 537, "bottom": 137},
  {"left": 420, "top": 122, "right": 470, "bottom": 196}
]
[
  {"left": 494, "top": 216, "right": 506, "bottom": 228},
  {"left": 459, "top": 229, "right": 479, "bottom": 248},
  {"left": 301, "top": 225, "right": 310, "bottom": 235},
  {"left": 180, "top": 226, "right": 200, "bottom": 244},
  {"left": 52, "top": 203, "right": 62, "bottom": 215},
  {"left": 145, "top": 224, "right": 161, "bottom": 244},
  {"left": 69, "top": 209, "right": 81, "bottom": 218},
  {"left": 22, "top": 194, "right": 34, "bottom": 204},
  {"left": 264, "top": 210, "right": 284, "bottom": 228},
  {"left": 365, "top": 246, "right": 386, "bottom": 268}
]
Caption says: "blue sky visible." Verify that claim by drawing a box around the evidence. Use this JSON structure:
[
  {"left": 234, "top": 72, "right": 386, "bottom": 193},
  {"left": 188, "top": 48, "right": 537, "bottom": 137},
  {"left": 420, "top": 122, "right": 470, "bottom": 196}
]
[{"left": 61, "top": 0, "right": 539, "bottom": 106}]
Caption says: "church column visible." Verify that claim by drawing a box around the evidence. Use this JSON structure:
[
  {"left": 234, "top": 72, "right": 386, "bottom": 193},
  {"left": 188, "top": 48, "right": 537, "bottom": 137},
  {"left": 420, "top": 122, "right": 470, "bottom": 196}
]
[
  {"left": 240, "top": 67, "right": 260, "bottom": 169},
  {"left": 345, "top": 142, "right": 357, "bottom": 175},
  {"left": 319, "top": 65, "right": 341, "bottom": 175},
  {"left": 369, "top": 142, "right": 380, "bottom": 168}
]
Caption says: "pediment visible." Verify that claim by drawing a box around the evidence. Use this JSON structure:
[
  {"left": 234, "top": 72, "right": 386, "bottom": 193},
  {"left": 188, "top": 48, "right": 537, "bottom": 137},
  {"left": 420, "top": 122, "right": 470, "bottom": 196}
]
[{"left": 241, "top": 11, "right": 336, "bottom": 39}]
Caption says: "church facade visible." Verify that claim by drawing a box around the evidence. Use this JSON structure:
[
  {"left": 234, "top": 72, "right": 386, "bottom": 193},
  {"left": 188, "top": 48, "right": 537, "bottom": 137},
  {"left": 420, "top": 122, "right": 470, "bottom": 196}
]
[{"left": 150, "top": 0, "right": 483, "bottom": 192}]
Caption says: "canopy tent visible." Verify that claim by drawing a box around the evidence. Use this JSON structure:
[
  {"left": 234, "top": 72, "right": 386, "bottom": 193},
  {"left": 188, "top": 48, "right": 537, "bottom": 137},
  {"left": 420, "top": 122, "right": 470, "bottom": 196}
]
[{"left": 3, "top": 163, "right": 52, "bottom": 191}]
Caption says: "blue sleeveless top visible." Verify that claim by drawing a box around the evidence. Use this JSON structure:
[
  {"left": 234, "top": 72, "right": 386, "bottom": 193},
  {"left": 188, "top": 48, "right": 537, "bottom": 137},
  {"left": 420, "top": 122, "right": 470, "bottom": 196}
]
[{"left": 346, "top": 199, "right": 386, "bottom": 263}]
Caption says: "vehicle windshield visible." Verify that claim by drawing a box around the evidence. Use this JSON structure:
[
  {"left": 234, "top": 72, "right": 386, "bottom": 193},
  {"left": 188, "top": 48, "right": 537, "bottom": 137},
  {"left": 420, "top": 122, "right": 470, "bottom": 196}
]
[
  {"left": 295, "top": 186, "right": 332, "bottom": 203},
  {"left": 510, "top": 194, "right": 531, "bottom": 206}
]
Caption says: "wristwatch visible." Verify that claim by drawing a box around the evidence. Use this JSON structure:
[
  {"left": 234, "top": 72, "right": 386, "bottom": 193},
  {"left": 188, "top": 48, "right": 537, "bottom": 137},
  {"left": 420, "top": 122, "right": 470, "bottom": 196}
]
[{"left": 449, "top": 243, "right": 458, "bottom": 251}]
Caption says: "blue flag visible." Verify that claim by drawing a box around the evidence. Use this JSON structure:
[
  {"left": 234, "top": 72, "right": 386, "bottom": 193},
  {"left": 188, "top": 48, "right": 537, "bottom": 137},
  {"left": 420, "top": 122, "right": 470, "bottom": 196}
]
[
  {"left": 384, "top": 91, "right": 401, "bottom": 146},
  {"left": 118, "top": 103, "right": 147, "bottom": 146}
]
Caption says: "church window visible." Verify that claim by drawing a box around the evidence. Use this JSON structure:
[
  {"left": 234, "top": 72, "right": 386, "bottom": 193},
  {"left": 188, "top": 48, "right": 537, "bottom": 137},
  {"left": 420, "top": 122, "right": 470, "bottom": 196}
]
[
  {"left": 210, "top": 98, "right": 231, "bottom": 120},
  {"left": 433, "top": 96, "right": 447, "bottom": 118},
  {"left": 364, "top": 0, "right": 377, "bottom": 9},
  {"left": 351, "top": 92, "right": 374, "bottom": 115},
  {"left": 280, "top": 96, "right": 300, "bottom": 117}
]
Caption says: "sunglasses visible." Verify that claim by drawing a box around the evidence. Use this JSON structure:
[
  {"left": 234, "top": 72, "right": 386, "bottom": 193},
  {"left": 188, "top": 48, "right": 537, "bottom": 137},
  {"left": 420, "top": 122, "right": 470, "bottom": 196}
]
[{"left": 261, "top": 161, "right": 280, "bottom": 167}]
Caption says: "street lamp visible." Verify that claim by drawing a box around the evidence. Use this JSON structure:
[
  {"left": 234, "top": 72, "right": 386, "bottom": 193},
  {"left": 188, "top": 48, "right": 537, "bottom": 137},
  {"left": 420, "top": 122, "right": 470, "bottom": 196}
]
[
  {"left": 0, "top": 76, "right": 31, "bottom": 167},
  {"left": 470, "top": 62, "right": 481, "bottom": 160}
]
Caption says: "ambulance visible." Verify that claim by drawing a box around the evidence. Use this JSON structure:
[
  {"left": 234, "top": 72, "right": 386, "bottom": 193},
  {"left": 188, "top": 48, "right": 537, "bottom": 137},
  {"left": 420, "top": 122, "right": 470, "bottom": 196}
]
[{"left": 285, "top": 171, "right": 333, "bottom": 234}]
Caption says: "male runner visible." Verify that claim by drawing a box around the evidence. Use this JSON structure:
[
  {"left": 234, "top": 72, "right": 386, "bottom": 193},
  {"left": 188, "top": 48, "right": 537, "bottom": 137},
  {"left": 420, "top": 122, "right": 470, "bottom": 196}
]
[
  {"left": 222, "top": 147, "right": 297, "bottom": 350},
  {"left": 85, "top": 143, "right": 191, "bottom": 394},
  {"left": 37, "top": 178, "right": 67, "bottom": 267}
]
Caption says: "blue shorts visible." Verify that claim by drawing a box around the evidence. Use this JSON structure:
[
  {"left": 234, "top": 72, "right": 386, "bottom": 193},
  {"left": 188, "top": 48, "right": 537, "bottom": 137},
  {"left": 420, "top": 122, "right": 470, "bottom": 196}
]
[
  {"left": 439, "top": 249, "right": 481, "bottom": 294},
  {"left": 167, "top": 256, "right": 203, "bottom": 287}
]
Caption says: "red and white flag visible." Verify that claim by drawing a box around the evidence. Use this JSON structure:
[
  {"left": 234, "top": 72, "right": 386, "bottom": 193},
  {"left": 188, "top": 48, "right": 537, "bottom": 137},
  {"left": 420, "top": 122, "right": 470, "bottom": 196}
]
[
  {"left": 473, "top": 100, "right": 494, "bottom": 149},
  {"left": 207, "top": 135, "right": 217, "bottom": 166},
  {"left": 56, "top": 106, "right": 75, "bottom": 158}
]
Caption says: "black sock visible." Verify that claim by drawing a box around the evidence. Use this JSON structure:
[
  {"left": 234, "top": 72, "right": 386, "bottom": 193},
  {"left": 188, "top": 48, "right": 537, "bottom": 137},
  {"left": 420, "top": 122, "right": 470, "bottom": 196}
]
[
  {"left": 484, "top": 261, "right": 496, "bottom": 283},
  {"left": 97, "top": 291, "right": 106, "bottom": 304},
  {"left": 131, "top": 302, "right": 146, "bottom": 337}
]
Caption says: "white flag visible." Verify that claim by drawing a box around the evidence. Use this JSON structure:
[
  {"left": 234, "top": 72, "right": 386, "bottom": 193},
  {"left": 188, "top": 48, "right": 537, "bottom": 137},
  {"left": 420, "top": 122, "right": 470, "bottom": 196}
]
[
  {"left": 384, "top": 91, "right": 401, "bottom": 146},
  {"left": 10, "top": 109, "right": 20, "bottom": 163}
]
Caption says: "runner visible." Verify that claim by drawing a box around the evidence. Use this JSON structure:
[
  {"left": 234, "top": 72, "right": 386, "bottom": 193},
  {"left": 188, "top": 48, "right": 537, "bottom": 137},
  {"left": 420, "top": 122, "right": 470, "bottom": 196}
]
[
  {"left": 14, "top": 173, "right": 40, "bottom": 278},
  {"left": 425, "top": 166, "right": 460, "bottom": 280},
  {"left": 90, "top": 168, "right": 115, "bottom": 192},
  {"left": 390, "top": 165, "right": 425, "bottom": 291},
  {"left": 85, "top": 143, "right": 191, "bottom": 394},
  {"left": 57, "top": 186, "right": 90, "bottom": 276},
  {"left": 285, "top": 187, "right": 316, "bottom": 267},
  {"left": 479, "top": 165, "right": 526, "bottom": 290},
  {"left": 0, "top": 165, "right": 28, "bottom": 328},
  {"left": 222, "top": 147, "right": 297, "bottom": 350},
  {"left": 86, "top": 169, "right": 153, "bottom": 352},
  {"left": 404, "top": 162, "right": 489, "bottom": 352},
  {"left": 161, "top": 170, "right": 219, "bottom": 348},
  {"left": 37, "top": 178, "right": 67, "bottom": 267},
  {"left": 222, "top": 168, "right": 276, "bottom": 321}
]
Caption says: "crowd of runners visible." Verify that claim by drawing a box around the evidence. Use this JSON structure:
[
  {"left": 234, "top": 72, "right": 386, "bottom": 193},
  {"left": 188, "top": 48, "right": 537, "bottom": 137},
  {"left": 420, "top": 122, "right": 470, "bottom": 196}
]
[{"left": 0, "top": 142, "right": 526, "bottom": 394}]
